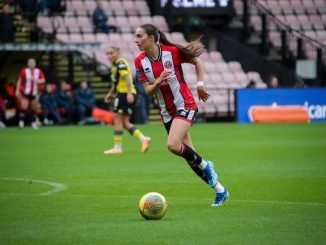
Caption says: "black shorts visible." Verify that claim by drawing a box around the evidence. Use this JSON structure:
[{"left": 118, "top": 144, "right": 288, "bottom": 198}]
[
  {"left": 21, "top": 93, "right": 37, "bottom": 101},
  {"left": 113, "top": 93, "right": 137, "bottom": 116},
  {"left": 164, "top": 109, "right": 197, "bottom": 134}
]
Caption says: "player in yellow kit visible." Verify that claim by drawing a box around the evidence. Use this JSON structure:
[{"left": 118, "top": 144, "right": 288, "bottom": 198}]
[{"left": 104, "top": 47, "right": 151, "bottom": 154}]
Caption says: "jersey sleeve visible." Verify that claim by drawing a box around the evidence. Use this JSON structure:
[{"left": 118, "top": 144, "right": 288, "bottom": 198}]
[
  {"left": 19, "top": 69, "right": 25, "bottom": 80},
  {"left": 116, "top": 60, "right": 130, "bottom": 77},
  {"left": 39, "top": 69, "right": 44, "bottom": 79},
  {"left": 134, "top": 57, "right": 148, "bottom": 84}
]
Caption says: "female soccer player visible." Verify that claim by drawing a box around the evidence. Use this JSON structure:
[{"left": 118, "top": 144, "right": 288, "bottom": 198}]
[
  {"left": 15, "top": 58, "right": 45, "bottom": 129},
  {"left": 104, "top": 47, "right": 151, "bottom": 154},
  {"left": 134, "top": 24, "right": 229, "bottom": 206}
]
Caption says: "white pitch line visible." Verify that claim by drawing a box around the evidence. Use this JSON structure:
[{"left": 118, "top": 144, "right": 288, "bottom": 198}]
[{"left": 0, "top": 177, "right": 67, "bottom": 196}]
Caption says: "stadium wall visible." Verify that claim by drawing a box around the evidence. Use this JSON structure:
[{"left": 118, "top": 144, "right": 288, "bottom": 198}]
[{"left": 236, "top": 88, "right": 326, "bottom": 123}]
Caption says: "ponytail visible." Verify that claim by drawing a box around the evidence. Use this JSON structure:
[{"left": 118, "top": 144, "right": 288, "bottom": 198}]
[{"left": 140, "top": 24, "right": 206, "bottom": 63}]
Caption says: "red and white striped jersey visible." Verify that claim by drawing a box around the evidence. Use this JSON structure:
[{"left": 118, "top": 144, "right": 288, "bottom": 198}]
[
  {"left": 135, "top": 44, "right": 197, "bottom": 123},
  {"left": 19, "top": 68, "right": 44, "bottom": 96}
]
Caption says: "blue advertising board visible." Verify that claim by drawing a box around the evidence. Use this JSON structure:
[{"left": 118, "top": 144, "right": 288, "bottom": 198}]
[{"left": 236, "top": 88, "right": 326, "bottom": 123}]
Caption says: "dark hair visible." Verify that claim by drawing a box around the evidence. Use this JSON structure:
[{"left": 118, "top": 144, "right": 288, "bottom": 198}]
[{"left": 140, "top": 24, "right": 206, "bottom": 63}]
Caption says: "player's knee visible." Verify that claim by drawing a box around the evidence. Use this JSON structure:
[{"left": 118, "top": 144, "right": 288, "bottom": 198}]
[{"left": 166, "top": 141, "right": 180, "bottom": 154}]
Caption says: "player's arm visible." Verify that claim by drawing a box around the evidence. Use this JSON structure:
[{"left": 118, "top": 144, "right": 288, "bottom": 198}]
[
  {"left": 104, "top": 83, "right": 116, "bottom": 103},
  {"left": 123, "top": 74, "right": 135, "bottom": 104},
  {"left": 15, "top": 77, "right": 22, "bottom": 98},
  {"left": 192, "top": 57, "right": 210, "bottom": 102},
  {"left": 142, "top": 70, "right": 172, "bottom": 96},
  {"left": 39, "top": 70, "right": 46, "bottom": 84}
]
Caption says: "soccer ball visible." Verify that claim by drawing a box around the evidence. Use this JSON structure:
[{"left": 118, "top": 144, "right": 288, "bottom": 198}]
[{"left": 139, "top": 192, "right": 168, "bottom": 220}]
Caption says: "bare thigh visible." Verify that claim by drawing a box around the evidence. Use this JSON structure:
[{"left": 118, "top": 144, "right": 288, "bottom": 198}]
[{"left": 167, "top": 119, "right": 192, "bottom": 153}]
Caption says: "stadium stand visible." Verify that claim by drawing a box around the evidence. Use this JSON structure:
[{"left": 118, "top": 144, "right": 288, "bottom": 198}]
[{"left": 8, "top": 0, "right": 313, "bottom": 124}]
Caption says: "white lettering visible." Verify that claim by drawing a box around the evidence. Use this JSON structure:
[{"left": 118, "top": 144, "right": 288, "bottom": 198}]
[
  {"left": 218, "top": 0, "right": 229, "bottom": 7},
  {"left": 160, "top": 0, "right": 168, "bottom": 7},
  {"left": 304, "top": 101, "right": 326, "bottom": 119},
  {"left": 171, "top": 0, "right": 216, "bottom": 8}
]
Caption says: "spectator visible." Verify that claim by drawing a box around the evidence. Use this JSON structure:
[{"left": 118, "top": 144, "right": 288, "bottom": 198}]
[
  {"left": 134, "top": 76, "right": 150, "bottom": 123},
  {"left": 0, "top": 95, "right": 7, "bottom": 128},
  {"left": 15, "top": 58, "right": 45, "bottom": 129},
  {"left": 293, "top": 76, "right": 307, "bottom": 88},
  {"left": 92, "top": 1, "right": 117, "bottom": 34},
  {"left": 74, "top": 81, "right": 96, "bottom": 122},
  {"left": 40, "top": 83, "right": 63, "bottom": 125},
  {"left": 266, "top": 74, "right": 279, "bottom": 88},
  {"left": 56, "top": 80, "right": 74, "bottom": 124},
  {"left": 246, "top": 80, "right": 257, "bottom": 89},
  {"left": 0, "top": 4, "right": 15, "bottom": 43}
]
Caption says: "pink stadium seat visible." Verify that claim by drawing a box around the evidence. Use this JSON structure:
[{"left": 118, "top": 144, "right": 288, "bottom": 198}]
[
  {"left": 83, "top": 33, "right": 97, "bottom": 43},
  {"left": 71, "top": 0, "right": 87, "bottom": 15},
  {"left": 70, "top": 33, "right": 84, "bottom": 44},
  {"left": 111, "top": 1, "right": 126, "bottom": 16},
  {"left": 228, "top": 61, "right": 243, "bottom": 73},
  {"left": 140, "top": 16, "right": 152, "bottom": 25},
  {"left": 221, "top": 73, "right": 236, "bottom": 83},
  {"left": 77, "top": 16, "right": 93, "bottom": 33},
  {"left": 135, "top": 1, "right": 151, "bottom": 16},
  {"left": 114, "top": 16, "right": 132, "bottom": 33},
  {"left": 122, "top": 1, "right": 139, "bottom": 16},
  {"left": 153, "top": 16, "right": 169, "bottom": 32},
  {"left": 234, "top": 72, "right": 249, "bottom": 84},
  {"left": 56, "top": 33, "right": 70, "bottom": 43},
  {"left": 209, "top": 51, "right": 224, "bottom": 62},
  {"left": 216, "top": 63, "right": 230, "bottom": 73},
  {"left": 171, "top": 32, "right": 186, "bottom": 43},
  {"left": 204, "top": 62, "right": 218, "bottom": 73},
  {"left": 247, "top": 71, "right": 263, "bottom": 83},
  {"left": 64, "top": 17, "right": 79, "bottom": 33},
  {"left": 121, "top": 33, "right": 134, "bottom": 42},
  {"left": 304, "top": 31, "right": 317, "bottom": 39},
  {"left": 208, "top": 73, "right": 223, "bottom": 83},
  {"left": 96, "top": 33, "right": 109, "bottom": 43},
  {"left": 128, "top": 16, "right": 141, "bottom": 30},
  {"left": 37, "top": 16, "right": 52, "bottom": 33},
  {"left": 84, "top": 0, "right": 96, "bottom": 10},
  {"left": 107, "top": 33, "right": 122, "bottom": 43}
]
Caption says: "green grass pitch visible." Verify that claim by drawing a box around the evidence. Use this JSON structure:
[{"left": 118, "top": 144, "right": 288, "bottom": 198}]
[{"left": 0, "top": 123, "right": 325, "bottom": 244}]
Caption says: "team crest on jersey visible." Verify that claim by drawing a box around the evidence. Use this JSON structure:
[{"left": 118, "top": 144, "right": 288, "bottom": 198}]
[{"left": 164, "top": 60, "right": 173, "bottom": 69}]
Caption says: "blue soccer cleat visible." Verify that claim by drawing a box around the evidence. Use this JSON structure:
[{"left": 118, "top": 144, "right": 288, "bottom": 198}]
[
  {"left": 203, "top": 161, "right": 218, "bottom": 188},
  {"left": 212, "top": 189, "right": 229, "bottom": 207}
]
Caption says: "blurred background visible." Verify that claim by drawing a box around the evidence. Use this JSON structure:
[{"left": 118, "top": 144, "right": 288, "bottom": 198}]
[{"left": 0, "top": 0, "right": 325, "bottom": 127}]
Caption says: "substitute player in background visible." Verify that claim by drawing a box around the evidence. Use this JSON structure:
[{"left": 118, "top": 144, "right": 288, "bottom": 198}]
[
  {"left": 134, "top": 24, "right": 229, "bottom": 206},
  {"left": 15, "top": 58, "right": 45, "bottom": 129},
  {"left": 104, "top": 47, "right": 151, "bottom": 154}
]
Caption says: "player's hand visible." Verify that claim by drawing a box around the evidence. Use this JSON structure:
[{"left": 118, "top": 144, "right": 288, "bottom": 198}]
[
  {"left": 157, "top": 70, "right": 172, "bottom": 86},
  {"left": 104, "top": 93, "right": 112, "bottom": 103},
  {"left": 127, "top": 92, "right": 134, "bottom": 104},
  {"left": 15, "top": 91, "right": 21, "bottom": 99},
  {"left": 197, "top": 86, "right": 210, "bottom": 102}
]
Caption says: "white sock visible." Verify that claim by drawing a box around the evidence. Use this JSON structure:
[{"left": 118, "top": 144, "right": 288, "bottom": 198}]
[
  {"left": 198, "top": 160, "right": 208, "bottom": 170},
  {"left": 214, "top": 182, "right": 225, "bottom": 193},
  {"left": 114, "top": 144, "right": 122, "bottom": 150}
]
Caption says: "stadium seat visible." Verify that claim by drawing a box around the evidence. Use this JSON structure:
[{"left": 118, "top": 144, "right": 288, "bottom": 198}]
[
  {"left": 209, "top": 51, "right": 224, "bottom": 62},
  {"left": 135, "top": 1, "right": 151, "bottom": 16},
  {"left": 228, "top": 61, "right": 243, "bottom": 73},
  {"left": 77, "top": 16, "right": 93, "bottom": 33},
  {"left": 216, "top": 63, "right": 230, "bottom": 73},
  {"left": 122, "top": 1, "right": 139, "bottom": 16},
  {"left": 114, "top": 16, "right": 132, "bottom": 33}
]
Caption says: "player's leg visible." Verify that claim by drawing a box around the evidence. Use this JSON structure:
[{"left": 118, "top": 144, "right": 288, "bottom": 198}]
[
  {"left": 168, "top": 118, "right": 229, "bottom": 206},
  {"left": 123, "top": 115, "right": 151, "bottom": 153},
  {"left": 182, "top": 131, "right": 209, "bottom": 184},
  {"left": 104, "top": 112, "right": 123, "bottom": 154},
  {"left": 18, "top": 96, "right": 29, "bottom": 128},
  {"left": 31, "top": 98, "right": 40, "bottom": 129}
]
